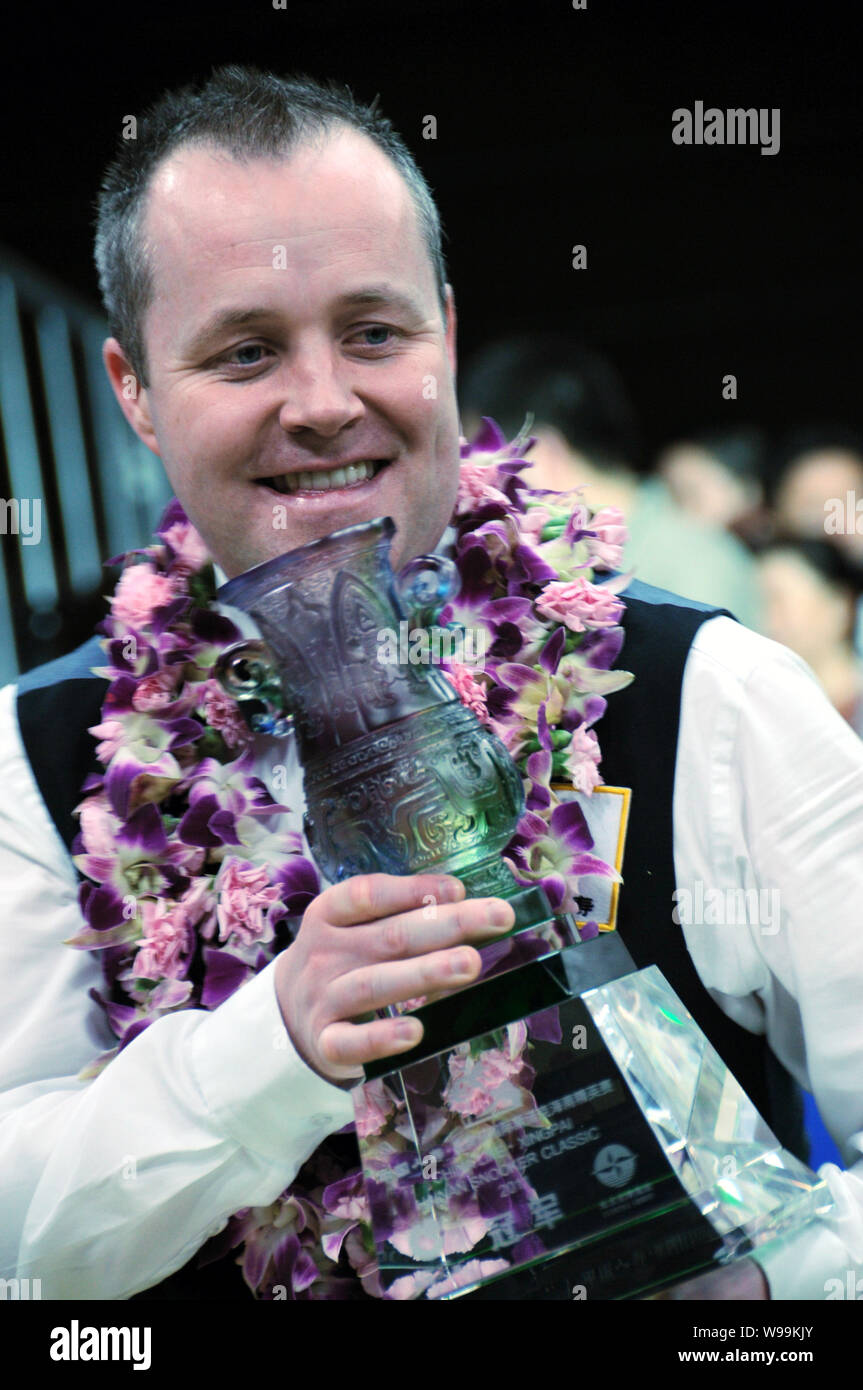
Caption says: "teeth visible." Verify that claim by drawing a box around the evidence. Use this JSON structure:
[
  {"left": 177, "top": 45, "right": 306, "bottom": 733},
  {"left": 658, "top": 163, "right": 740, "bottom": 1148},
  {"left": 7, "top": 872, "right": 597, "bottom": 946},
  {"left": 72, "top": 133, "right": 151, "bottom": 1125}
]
[{"left": 266, "top": 460, "right": 380, "bottom": 494}]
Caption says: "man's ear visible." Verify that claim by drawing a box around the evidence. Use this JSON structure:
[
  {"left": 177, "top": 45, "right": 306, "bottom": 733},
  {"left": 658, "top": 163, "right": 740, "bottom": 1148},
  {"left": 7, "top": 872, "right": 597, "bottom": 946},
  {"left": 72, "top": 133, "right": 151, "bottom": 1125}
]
[
  {"left": 102, "top": 338, "right": 161, "bottom": 457},
  {"left": 443, "top": 284, "right": 457, "bottom": 378}
]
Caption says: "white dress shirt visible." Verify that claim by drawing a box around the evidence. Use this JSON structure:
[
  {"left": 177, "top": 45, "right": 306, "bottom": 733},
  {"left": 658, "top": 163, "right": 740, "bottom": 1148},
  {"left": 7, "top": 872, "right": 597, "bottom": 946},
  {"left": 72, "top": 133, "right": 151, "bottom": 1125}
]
[{"left": 1, "top": 612, "right": 863, "bottom": 1300}]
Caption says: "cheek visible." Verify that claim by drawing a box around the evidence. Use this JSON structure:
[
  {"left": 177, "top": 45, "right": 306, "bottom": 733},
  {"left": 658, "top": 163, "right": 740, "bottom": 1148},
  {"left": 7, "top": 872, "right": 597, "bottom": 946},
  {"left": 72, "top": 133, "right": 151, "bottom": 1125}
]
[
  {"left": 423, "top": 419, "right": 461, "bottom": 513},
  {"left": 157, "top": 382, "right": 248, "bottom": 458},
  {"left": 401, "top": 378, "right": 459, "bottom": 472}
]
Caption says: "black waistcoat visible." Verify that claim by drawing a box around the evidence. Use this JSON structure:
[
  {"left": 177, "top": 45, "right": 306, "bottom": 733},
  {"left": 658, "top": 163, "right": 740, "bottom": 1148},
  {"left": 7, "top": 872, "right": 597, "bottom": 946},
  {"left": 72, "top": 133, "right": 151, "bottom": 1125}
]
[
  {"left": 14, "top": 580, "right": 806, "bottom": 1298},
  {"left": 593, "top": 581, "right": 804, "bottom": 1161}
]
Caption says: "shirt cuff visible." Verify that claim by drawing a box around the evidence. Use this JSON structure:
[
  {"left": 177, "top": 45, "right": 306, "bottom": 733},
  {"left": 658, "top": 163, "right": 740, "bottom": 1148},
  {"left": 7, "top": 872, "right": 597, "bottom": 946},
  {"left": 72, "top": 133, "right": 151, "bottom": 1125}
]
[{"left": 190, "top": 958, "right": 355, "bottom": 1162}]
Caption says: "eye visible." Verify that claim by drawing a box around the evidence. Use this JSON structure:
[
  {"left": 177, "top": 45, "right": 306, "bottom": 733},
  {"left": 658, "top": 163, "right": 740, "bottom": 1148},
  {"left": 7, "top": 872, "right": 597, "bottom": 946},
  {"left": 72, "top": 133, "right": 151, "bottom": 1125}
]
[
  {"left": 350, "top": 324, "right": 396, "bottom": 349},
  {"left": 226, "top": 343, "right": 268, "bottom": 367}
]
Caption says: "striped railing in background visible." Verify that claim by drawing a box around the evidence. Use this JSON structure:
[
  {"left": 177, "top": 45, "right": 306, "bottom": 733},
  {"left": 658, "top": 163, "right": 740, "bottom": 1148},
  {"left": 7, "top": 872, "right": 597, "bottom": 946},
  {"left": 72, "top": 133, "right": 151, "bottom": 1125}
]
[{"left": 0, "top": 245, "right": 172, "bottom": 684}]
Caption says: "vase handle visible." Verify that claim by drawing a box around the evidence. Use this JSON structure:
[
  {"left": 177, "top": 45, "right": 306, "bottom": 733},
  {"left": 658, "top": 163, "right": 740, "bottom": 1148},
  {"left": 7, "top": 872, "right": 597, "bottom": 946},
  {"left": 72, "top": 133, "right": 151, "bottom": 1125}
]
[
  {"left": 392, "top": 553, "right": 458, "bottom": 626},
  {"left": 213, "top": 640, "right": 294, "bottom": 738}
]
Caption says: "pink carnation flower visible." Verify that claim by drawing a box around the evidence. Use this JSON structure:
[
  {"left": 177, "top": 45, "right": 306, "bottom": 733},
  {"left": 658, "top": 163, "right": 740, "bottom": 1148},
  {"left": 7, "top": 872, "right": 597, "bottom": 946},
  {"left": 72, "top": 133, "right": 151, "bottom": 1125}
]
[
  {"left": 354, "top": 1079, "right": 397, "bottom": 1139},
  {"left": 455, "top": 461, "right": 512, "bottom": 514},
  {"left": 133, "top": 879, "right": 215, "bottom": 981},
  {"left": 534, "top": 576, "right": 624, "bottom": 632},
  {"left": 444, "top": 1044, "right": 527, "bottom": 1119},
  {"left": 200, "top": 679, "right": 253, "bottom": 750},
  {"left": 565, "top": 725, "right": 603, "bottom": 794},
  {"left": 442, "top": 662, "right": 490, "bottom": 723},
  {"left": 160, "top": 519, "right": 210, "bottom": 576},
  {"left": 113, "top": 564, "right": 182, "bottom": 629},
  {"left": 216, "top": 859, "right": 281, "bottom": 946},
  {"left": 132, "top": 670, "right": 178, "bottom": 712},
  {"left": 134, "top": 900, "right": 193, "bottom": 981},
  {"left": 585, "top": 506, "right": 627, "bottom": 571}
]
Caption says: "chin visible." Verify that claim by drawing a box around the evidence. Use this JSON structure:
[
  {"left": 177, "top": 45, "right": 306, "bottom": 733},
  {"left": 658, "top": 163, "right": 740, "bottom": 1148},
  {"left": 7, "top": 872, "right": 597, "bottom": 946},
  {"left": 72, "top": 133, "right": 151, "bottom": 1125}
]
[{"left": 212, "top": 503, "right": 444, "bottom": 580}]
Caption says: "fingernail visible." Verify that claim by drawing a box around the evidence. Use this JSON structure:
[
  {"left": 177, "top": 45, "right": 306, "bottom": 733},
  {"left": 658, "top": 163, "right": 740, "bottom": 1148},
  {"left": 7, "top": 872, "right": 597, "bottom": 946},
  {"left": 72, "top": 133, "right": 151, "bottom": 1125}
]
[
  {"left": 488, "top": 901, "right": 515, "bottom": 928},
  {"left": 436, "top": 878, "right": 464, "bottom": 903},
  {"left": 394, "top": 1018, "right": 421, "bottom": 1042},
  {"left": 449, "top": 950, "right": 476, "bottom": 979}
]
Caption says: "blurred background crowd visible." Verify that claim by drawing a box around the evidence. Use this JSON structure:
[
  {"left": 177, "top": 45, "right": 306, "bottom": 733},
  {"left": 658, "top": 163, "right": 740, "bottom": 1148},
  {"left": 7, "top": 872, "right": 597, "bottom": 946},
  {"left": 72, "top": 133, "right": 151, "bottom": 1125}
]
[{"left": 460, "top": 334, "right": 863, "bottom": 739}]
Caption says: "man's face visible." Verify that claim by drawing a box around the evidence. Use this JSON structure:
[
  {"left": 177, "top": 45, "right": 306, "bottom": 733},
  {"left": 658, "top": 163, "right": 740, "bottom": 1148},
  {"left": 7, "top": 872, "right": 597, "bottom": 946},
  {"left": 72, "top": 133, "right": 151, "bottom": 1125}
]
[{"left": 105, "top": 130, "right": 461, "bottom": 577}]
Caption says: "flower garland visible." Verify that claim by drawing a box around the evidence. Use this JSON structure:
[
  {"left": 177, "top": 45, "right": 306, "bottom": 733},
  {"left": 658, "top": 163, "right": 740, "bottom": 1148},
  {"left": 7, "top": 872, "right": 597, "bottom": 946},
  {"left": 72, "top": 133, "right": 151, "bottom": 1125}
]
[{"left": 70, "top": 416, "right": 634, "bottom": 1299}]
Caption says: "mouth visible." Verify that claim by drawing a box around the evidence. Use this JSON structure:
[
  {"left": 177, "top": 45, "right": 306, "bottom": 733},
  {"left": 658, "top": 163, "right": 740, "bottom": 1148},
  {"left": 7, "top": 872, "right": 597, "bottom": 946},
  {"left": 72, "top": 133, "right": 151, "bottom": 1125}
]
[{"left": 253, "top": 459, "right": 392, "bottom": 497}]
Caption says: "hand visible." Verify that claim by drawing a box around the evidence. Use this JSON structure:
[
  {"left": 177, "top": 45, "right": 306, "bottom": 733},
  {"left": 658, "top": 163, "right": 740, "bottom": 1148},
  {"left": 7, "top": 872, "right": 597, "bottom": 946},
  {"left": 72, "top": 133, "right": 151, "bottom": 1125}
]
[
  {"left": 644, "top": 1258, "right": 769, "bottom": 1300},
  {"left": 274, "top": 872, "right": 515, "bottom": 1085}
]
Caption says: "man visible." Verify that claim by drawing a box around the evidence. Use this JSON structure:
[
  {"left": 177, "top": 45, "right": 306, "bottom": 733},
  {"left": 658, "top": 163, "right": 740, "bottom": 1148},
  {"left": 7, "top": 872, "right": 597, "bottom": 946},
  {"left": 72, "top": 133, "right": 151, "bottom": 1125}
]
[{"left": 2, "top": 66, "right": 862, "bottom": 1302}]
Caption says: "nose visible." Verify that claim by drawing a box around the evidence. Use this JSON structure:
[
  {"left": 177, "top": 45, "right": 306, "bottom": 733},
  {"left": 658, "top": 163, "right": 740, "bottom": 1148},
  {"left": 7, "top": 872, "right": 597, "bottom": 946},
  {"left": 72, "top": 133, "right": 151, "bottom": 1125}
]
[{"left": 276, "top": 339, "right": 364, "bottom": 438}]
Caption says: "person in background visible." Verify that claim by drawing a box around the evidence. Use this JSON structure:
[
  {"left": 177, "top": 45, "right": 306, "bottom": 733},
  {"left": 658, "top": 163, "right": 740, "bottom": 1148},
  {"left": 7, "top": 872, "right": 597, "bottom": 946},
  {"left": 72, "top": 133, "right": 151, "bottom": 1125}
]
[
  {"left": 757, "top": 536, "right": 863, "bottom": 737},
  {"left": 769, "top": 428, "right": 863, "bottom": 653},
  {"left": 460, "top": 334, "right": 763, "bottom": 628},
  {"left": 771, "top": 428, "right": 863, "bottom": 563},
  {"left": 657, "top": 427, "right": 771, "bottom": 550}
]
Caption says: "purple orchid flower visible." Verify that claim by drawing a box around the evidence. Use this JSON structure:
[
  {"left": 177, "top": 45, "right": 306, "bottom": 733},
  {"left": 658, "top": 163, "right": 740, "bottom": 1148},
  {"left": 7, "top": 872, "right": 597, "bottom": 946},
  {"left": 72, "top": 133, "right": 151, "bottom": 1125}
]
[
  {"left": 270, "top": 857, "right": 321, "bottom": 918},
  {"left": 525, "top": 748, "right": 552, "bottom": 811},
  {"left": 506, "top": 802, "right": 619, "bottom": 914},
  {"left": 74, "top": 802, "right": 203, "bottom": 915},
  {"left": 177, "top": 793, "right": 242, "bottom": 848},
  {"left": 181, "top": 750, "right": 289, "bottom": 822},
  {"left": 201, "top": 946, "right": 253, "bottom": 1007}
]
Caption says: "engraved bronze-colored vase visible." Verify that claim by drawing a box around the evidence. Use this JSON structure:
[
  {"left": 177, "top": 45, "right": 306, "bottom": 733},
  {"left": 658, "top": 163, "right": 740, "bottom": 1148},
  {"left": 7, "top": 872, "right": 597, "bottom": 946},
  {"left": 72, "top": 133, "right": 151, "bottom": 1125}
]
[{"left": 217, "top": 517, "right": 549, "bottom": 921}]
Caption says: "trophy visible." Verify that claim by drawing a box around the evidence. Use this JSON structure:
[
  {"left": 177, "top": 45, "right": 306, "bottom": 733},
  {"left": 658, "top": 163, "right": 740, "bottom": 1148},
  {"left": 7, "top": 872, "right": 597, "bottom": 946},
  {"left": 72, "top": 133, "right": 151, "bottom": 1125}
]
[{"left": 218, "top": 517, "right": 831, "bottom": 1301}]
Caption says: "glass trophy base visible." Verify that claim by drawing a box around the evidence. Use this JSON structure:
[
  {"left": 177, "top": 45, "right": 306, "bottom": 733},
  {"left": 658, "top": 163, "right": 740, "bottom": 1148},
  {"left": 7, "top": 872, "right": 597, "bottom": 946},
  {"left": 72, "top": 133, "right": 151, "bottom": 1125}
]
[{"left": 353, "top": 934, "right": 832, "bottom": 1300}]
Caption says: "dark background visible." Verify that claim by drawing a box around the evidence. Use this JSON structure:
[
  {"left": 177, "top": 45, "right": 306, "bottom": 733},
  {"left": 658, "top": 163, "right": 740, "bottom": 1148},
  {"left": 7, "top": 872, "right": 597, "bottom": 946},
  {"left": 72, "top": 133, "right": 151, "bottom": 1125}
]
[{"left": 1, "top": 0, "right": 860, "bottom": 457}]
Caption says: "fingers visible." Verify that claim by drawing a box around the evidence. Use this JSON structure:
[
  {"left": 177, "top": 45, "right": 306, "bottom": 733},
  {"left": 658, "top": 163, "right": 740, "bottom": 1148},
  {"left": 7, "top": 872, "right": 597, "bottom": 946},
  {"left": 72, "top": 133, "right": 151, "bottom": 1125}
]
[
  {"left": 323, "top": 893, "right": 517, "bottom": 1017},
  {"left": 282, "top": 872, "right": 518, "bottom": 1084},
  {"left": 319, "top": 1014, "right": 424, "bottom": 1073},
  {"left": 361, "top": 893, "right": 515, "bottom": 962},
  {"left": 321, "top": 873, "right": 466, "bottom": 928},
  {"left": 330, "top": 943, "right": 483, "bottom": 1019}
]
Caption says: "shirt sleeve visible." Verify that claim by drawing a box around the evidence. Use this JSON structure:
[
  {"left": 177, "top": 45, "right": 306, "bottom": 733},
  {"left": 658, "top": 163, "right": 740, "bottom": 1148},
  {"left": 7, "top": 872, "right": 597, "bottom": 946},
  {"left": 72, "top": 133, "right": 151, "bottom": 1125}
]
[
  {"left": 0, "top": 683, "right": 354, "bottom": 1300},
  {"left": 675, "top": 618, "right": 863, "bottom": 1299}
]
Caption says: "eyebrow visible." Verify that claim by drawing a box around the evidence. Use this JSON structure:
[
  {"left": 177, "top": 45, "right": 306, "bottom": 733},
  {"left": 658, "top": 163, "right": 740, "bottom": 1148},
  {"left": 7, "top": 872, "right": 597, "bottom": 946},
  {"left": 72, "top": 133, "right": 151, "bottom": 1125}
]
[
  {"left": 337, "top": 287, "right": 426, "bottom": 316},
  {"left": 180, "top": 286, "right": 427, "bottom": 358}
]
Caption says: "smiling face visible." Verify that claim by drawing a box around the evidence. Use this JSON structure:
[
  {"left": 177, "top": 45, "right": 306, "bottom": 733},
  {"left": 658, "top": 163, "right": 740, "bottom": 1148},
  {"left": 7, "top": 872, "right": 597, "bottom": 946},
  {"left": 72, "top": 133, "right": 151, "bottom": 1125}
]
[{"left": 103, "top": 129, "right": 461, "bottom": 577}]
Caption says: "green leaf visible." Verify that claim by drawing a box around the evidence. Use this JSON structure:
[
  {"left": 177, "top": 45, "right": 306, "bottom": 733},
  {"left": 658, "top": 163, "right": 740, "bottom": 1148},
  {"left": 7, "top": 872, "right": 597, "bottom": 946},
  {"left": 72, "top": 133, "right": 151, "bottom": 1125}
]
[
  {"left": 197, "top": 727, "right": 230, "bottom": 762},
  {"left": 187, "top": 563, "right": 217, "bottom": 607}
]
